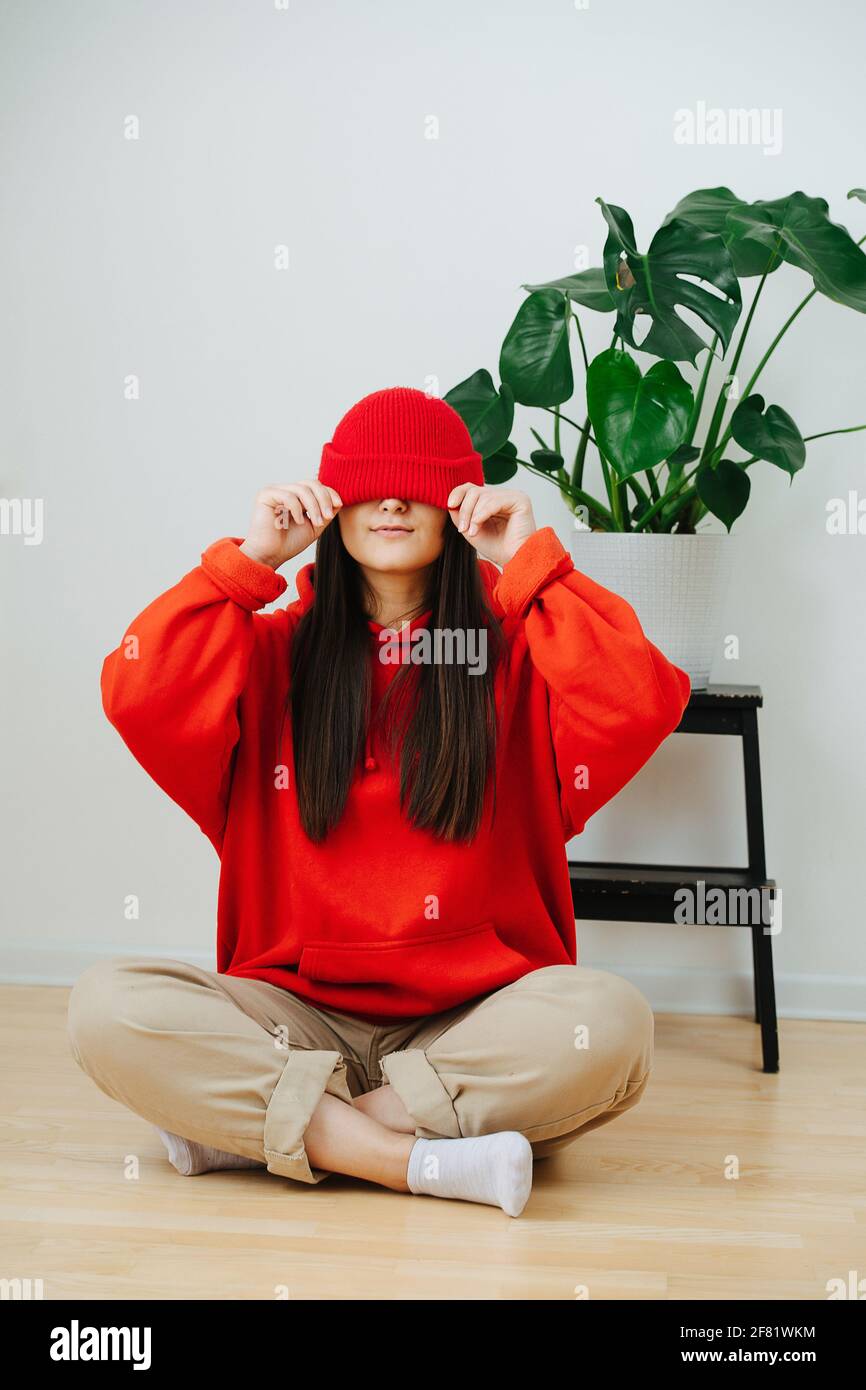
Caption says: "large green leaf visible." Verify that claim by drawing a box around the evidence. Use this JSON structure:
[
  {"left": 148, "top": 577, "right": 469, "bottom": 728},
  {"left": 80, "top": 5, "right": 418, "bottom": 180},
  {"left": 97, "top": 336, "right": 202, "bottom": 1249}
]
[
  {"left": 444, "top": 369, "right": 514, "bottom": 458},
  {"left": 597, "top": 200, "right": 742, "bottom": 364},
  {"left": 586, "top": 347, "right": 694, "bottom": 478},
  {"left": 522, "top": 268, "right": 615, "bottom": 313},
  {"left": 483, "top": 440, "right": 519, "bottom": 484},
  {"left": 729, "top": 394, "right": 805, "bottom": 476},
  {"left": 499, "top": 289, "right": 574, "bottom": 406},
  {"left": 695, "top": 459, "right": 751, "bottom": 531},
  {"left": 663, "top": 187, "right": 781, "bottom": 278},
  {"left": 726, "top": 192, "right": 866, "bottom": 312},
  {"left": 848, "top": 188, "right": 866, "bottom": 205}
]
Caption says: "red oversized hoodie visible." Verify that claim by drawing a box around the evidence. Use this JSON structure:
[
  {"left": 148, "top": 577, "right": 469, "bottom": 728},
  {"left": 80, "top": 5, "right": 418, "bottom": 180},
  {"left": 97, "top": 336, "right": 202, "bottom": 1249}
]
[{"left": 101, "top": 526, "right": 691, "bottom": 1022}]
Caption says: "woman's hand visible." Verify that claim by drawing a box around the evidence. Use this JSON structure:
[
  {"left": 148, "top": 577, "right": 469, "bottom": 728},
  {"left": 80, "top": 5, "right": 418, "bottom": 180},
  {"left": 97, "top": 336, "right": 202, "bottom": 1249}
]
[
  {"left": 239, "top": 482, "right": 343, "bottom": 569},
  {"left": 446, "top": 484, "right": 536, "bottom": 568}
]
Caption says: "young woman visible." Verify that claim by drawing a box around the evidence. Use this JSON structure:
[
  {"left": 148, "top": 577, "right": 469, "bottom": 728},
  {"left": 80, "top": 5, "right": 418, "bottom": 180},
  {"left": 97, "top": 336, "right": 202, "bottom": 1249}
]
[{"left": 68, "top": 386, "right": 691, "bottom": 1218}]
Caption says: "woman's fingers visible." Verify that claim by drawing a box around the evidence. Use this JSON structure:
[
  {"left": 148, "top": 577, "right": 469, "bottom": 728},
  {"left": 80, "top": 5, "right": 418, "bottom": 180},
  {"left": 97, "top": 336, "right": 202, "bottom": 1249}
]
[
  {"left": 465, "top": 497, "right": 503, "bottom": 536},
  {"left": 259, "top": 481, "right": 343, "bottom": 531},
  {"left": 290, "top": 481, "right": 343, "bottom": 528},
  {"left": 308, "top": 481, "right": 344, "bottom": 522},
  {"left": 445, "top": 483, "right": 480, "bottom": 534},
  {"left": 458, "top": 485, "right": 484, "bottom": 535},
  {"left": 290, "top": 483, "right": 327, "bottom": 530},
  {"left": 256, "top": 487, "right": 305, "bottom": 529}
]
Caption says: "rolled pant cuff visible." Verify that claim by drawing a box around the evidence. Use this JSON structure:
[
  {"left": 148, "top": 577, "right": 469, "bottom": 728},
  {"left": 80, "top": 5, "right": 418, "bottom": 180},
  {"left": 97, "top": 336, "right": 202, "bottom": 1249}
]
[
  {"left": 264, "top": 1048, "right": 354, "bottom": 1184},
  {"left": 379, "top": 1048, "right": 462, "bottom": 1139}
]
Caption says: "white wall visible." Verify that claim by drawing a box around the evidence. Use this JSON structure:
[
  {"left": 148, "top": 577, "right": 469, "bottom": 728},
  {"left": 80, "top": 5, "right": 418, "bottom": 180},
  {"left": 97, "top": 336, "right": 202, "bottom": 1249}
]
[{"left": 2, "top": 0, "right": 864, "bottom": 1020}]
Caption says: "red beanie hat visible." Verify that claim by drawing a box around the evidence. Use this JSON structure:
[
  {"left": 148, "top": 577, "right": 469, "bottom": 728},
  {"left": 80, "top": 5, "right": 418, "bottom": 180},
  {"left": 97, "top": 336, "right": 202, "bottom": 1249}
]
[{"left": 318, "top": 386, "right": 484, "bottom": 509}]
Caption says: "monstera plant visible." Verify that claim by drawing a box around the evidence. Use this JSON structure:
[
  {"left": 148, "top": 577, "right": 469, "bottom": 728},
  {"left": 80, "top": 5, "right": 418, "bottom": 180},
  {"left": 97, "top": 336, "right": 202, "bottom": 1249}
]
[{"left": 446, "top": 188, "right": 866, "bottom": 533}]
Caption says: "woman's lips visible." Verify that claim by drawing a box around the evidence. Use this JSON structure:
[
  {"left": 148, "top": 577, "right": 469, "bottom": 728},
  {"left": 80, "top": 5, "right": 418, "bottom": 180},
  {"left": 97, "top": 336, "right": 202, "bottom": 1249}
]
[{"left": 372, "top": 527, "right": 413, "bottom": 535}]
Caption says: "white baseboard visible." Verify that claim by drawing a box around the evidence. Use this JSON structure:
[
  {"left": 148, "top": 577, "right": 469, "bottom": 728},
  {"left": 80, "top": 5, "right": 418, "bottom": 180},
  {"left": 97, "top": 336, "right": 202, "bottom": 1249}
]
[
  {"left": 606, "top": 961, "right": 866, "bottom": 1022},
  {"left": 1, "top": 943, "right": 864, "bottom": 1023}
]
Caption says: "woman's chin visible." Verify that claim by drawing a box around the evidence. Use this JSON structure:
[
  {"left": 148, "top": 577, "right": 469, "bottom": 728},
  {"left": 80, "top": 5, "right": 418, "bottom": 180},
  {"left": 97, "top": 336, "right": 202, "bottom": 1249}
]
[{"left": 364, "top": 537, "right": 429, "bottom": 568}]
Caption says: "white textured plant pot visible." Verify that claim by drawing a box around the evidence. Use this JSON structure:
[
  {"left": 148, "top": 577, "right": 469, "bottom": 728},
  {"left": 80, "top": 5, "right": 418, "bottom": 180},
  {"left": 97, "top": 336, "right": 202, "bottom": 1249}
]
[{"left": 568, "top": 532, "right": 735, "bottom": 691}]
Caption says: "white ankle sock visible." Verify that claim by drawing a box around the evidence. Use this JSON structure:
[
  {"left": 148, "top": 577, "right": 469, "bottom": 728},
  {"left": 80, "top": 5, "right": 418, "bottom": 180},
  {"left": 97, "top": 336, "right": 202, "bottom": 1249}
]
[
  {"left": 407, "top": 1132, "right": 533, "bottom": 1217},
  {"left": 154, "top": 1127, "right": 264, "bottom": 1177}
]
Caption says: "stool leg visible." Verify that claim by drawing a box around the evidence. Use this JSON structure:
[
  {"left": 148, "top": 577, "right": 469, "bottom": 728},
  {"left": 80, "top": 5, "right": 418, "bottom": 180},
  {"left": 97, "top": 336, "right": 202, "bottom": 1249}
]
[
  {"left": 750, "top": 925, "right": 762, "bottom": 1023},
  {"left": 742, "top": 708, "right": 779, "bottom": 1070},
  {"left": 753, "top": 925, "right": 779, "bottom": 1073}
]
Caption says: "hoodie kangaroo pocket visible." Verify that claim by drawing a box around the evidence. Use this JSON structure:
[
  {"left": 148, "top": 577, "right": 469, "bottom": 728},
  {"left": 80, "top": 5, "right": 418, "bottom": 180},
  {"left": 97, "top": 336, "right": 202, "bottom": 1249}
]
[{"left": 297, "top": 921, "right": 530, "bottom": 1013}]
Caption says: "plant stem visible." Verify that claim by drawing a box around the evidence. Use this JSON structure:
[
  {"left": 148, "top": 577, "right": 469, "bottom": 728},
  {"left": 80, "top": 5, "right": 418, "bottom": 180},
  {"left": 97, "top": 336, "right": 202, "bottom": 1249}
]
[
  {"left": 663, "top": 485, "right": 700, "bottom": 528},
  {"left": 599, "top": 452, "right": 614, "bottom": 511},
  {"left": 700, "top": 256, "right": 776, "bottom": 466},
  {"left": 597, "top": 445, "right": 627, "bottom": 529},
  {"left": 632, "top": 463, "right": 702, "bottom": 531},
  {"left": 616, "top": 479, "right": 629, "bottom": 530},
  {"left": 571, "top": 313, "right": 590, "bottom": 373},
  {"left": 627, "top": 478, "right": 655, "bottom": 529},
  {"left": 572, "top": 416, "right": 591, "bottom": 489},
  {"left": 685, "top": 334, "right": 718, "bottom": 444},
  {"left": 605, "top": 460, "right": 625, "bottom": 530},
  {"left": 802, "top": 424, "right": 866, "bottom": 443},
  {"left": 517, "top": 457, "right": 614, "bottom": 528},
  {"left": 570, "top": 322, "right": 620, "bottom": 505},
  {"left": 709, "top": 232, "right": 866, "bottom": 465},
  {"left": 627, "top": 475, "right": 651, "bottom": 508},
  {"left": 707, "top": 289, "right": 814, "bottom": 463},
  {"left": 689, "top": 426, "right": 866, "bottom": 527},
  {"left": 541, "top": 405, "right": 596, "bottom": 443}
]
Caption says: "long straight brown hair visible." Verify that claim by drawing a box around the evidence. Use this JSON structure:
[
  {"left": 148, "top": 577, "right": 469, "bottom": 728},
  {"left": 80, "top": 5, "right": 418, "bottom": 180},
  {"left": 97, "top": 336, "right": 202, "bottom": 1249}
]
[{"left": 286, "top": 518, "right": 506, "bottom": 843}]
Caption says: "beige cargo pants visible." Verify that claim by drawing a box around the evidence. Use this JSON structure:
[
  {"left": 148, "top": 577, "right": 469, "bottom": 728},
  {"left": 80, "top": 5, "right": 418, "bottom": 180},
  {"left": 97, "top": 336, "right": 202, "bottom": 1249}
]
[{"left": 67, "top": 957, "right": 654, "bottom": 1184}]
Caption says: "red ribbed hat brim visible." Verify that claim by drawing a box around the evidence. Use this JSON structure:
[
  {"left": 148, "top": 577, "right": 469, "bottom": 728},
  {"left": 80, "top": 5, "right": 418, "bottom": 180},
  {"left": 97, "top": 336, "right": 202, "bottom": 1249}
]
[{"left": 319, "top": 444, "right": 484, "bottom": 509}]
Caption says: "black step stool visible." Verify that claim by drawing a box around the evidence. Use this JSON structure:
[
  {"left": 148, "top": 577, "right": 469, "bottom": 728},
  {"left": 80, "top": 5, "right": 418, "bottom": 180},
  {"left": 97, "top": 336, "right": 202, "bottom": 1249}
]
[{"left": 568, "top": 684, "right": 779, "bottom": 1072}]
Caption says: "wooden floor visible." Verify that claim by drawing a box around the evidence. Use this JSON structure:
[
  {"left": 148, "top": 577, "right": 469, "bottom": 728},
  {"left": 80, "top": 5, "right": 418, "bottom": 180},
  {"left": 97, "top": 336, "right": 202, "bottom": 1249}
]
[{"left": 1, "top": 984, "right": 864, "bottom": 1301}]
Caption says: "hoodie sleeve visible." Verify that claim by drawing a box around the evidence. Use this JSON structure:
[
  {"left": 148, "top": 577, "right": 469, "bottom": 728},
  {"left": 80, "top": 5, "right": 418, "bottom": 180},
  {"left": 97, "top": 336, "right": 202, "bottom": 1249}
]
[
  {"left": 100, "top": 537, "right": 289, "bottom": 850},
  {"left": 494, "top": 527, "right": 691, "bottom": 841}
]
